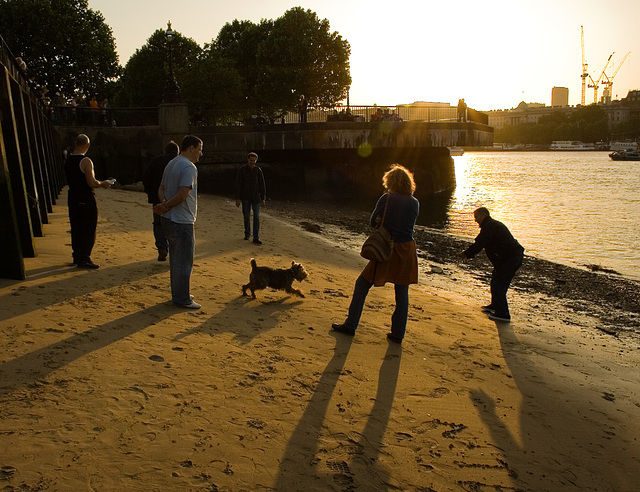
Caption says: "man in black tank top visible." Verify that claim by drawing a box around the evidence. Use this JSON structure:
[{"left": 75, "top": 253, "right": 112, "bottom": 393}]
[{"left": 64, "top": 134, "right": 112, "bottom": 268}]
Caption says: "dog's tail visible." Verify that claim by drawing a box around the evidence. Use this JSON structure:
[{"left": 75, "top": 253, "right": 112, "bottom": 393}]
[{"left": 250, "top": 258, "right": 257, "bottom": 270}]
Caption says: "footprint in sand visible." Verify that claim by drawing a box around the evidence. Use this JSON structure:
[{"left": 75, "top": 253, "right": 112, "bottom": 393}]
[{"left": 428, "top": 387, "right": 450, "bottom": 398}]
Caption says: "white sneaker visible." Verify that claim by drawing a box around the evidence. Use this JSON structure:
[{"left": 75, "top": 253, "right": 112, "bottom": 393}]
[{"left": 175, "top": 301, "right": 201, "bottom": 310}]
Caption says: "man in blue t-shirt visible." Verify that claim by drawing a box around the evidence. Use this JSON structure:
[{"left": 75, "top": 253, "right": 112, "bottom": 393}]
[{"left": 153, "top": 135, "right": 203, "bottom": 309}]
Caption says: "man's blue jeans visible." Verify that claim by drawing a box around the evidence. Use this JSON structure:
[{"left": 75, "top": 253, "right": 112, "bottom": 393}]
[
  {"left": 161, "top": 217, "right": 194, "bottom": 305},
  {"left": 242, "top": 200, "right": 261, "bottom": 240},
  {"left": 153, "top": 212, "right": 168, "bottom": 253},
  {"left": 345, "top": 275, "right": 410, "bottom": 339}
]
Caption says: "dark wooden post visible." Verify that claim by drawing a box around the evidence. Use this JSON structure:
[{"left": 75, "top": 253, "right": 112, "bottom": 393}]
[
  {"left": 0, "top": 67, "right": 35, "bottom": 258},
  {"left": 0, "top": 112, "right": 25, "bottom": 280},
  {"left": 11, "top": 78, "right": 43, "bottom": 236}
]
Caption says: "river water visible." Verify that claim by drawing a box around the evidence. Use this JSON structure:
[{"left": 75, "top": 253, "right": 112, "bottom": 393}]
[{"left": 432, "top": 151, "right": 639, "bottom": 281}]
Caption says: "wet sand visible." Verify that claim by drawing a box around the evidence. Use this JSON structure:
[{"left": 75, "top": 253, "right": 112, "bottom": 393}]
[{"left": 1, "top": 188, "right": 639, "bottom": 491}]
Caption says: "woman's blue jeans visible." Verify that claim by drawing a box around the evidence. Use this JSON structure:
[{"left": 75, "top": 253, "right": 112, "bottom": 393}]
[
  {"left": 345, "top": 275, "right": 410, "bottom": 339},
  {"left": 161, "top": 218, "right": 194, "bottom": 305}
]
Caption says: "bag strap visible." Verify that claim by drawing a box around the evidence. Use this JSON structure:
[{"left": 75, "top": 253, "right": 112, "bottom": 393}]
[{"left": 376, "top": 194, "right": 390, "bottom": 230}]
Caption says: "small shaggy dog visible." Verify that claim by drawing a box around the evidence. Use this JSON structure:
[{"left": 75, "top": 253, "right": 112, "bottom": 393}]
[{"left": 242, "top": 258, "right": 308, "bottom": 298}]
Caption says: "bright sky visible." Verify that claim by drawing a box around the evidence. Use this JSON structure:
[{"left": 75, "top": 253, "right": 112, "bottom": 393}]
[{"left": 87, "top": 0, "right": 639, "bottom": 111}]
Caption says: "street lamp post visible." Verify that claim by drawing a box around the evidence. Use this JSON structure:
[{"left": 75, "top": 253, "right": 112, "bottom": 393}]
[{"left": 163, "top": 21, "right": 181, "bottom": 103}]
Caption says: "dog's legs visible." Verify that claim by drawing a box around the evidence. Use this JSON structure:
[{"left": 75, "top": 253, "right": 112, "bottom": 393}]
[{"left": 286, "top": 287, "right": 305, "bottom": 298}]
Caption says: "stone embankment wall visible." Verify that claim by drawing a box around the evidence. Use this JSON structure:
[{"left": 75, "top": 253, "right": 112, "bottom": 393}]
[{"left": 57, "top": 118, "right": 491, "bottom": 205}]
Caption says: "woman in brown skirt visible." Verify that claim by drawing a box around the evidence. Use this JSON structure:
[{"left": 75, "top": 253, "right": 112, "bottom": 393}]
[{"left": 332, "top": 164, "right": 419, "bottom": 343}]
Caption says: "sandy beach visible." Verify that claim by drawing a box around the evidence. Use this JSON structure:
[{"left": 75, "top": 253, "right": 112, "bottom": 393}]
[{"left": 1, "top": 187, "right": 639, "bottom": 491}]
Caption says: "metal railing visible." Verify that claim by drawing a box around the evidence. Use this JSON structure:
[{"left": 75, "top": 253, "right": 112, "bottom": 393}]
[
  {"left": 45, "top": 103, "right": 485, "bottom": 128},
  {"left": 49, "top": 106, "right": 159, "bottom": 127},
  {"left": 190, "top": 104, "right": 474, "bottom": 128}
]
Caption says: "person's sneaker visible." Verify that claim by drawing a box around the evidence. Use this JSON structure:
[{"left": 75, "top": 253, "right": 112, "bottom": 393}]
[
  {"left": 77, "top": 261, "right": 100, "bottom": 269},
  {"left": 158, "top": 251, "right": 168, "bottom": 261},
  {"left": 386, "top": 333, "right": 403, "bottom": 344},
  {"left": 481, "top": 305, "right": 495, "bottom": 313},
  {"left": 253, "top": 239, "right": 263, "bottom": 245},
  {"left": 175, "top": 301, "right": 201, "bottom": 310},
  {"left": 488, "top": 313, "right": 511, "bottom": 322},
  {"left": 244, "top": 235, "right": 250, "bottom": 240},
  {"left": 331, "top": 323, "right": 355, "bottom": 336}
]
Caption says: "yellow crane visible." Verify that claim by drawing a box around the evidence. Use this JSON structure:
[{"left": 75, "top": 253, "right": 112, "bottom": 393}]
[
  {"left": 589, "top": 53, "right": 614, "bottom": 104},
  {"left": 600, "top": 52, "right": 631, "bottom": 103},
  {"left": 581, "top": 26, "right": 589, "bottom": 106}
]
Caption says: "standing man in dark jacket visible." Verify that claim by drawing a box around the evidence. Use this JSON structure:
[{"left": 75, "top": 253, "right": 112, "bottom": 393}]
[
  {"left": 462, "top": 207, "right": 524, "bottom": 322},
  {"left": 235, "top": 152, "right": 266, "bottom": 245},
  {"left": 142, "top": 141, "right": 179, "bottom": 261}
]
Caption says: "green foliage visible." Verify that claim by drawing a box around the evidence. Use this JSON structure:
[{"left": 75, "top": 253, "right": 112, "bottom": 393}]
[
  {"left": 213, "top": 7, "right": 351, "bottom": 116},
  {"left": 495, "top": 105, "right": 610, "bottom": 144},
  {"left": 612, "top": 114, "right": 640, "bottom": 140},
  {"left": 255, "top": 7, "right": 351, "bottom": 112},
  {"left": 0, "top": 0, "right": 120, "bottom": 97},
  {"left": 215, "top": 19, "right": 270, "bottom": 109},
  {"left": 116, "top": 29, "right": 201, "bottom": 107},
  {"left": 179, "top": 46, "right": 244, "bottom": 122}
]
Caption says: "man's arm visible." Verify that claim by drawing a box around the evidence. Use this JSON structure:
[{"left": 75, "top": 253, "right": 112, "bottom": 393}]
[
  {"left": 81, "top": 157, "right": 110, "bottom": 188},
  {"left": 153, "top": 186, "right": 191, "bottom": 215},
  {"left": 258, "top": 168, "right": 266, "bottom": 204}
]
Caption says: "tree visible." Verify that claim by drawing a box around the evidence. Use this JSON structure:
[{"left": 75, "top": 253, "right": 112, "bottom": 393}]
[
  {"left": 116, "top": 29, "right": 201, "bottom": 107},
  {"left": 214, "top": 19, "right": 272, "bottom": 110},
  {"left": 0, "top": 0, "right": 120, "bottom": 97},
  {"left": 213, "top": 8, "right": 351, "bottom": 117},
  {"left": 179, "top": 46, "right": 244, "bottom": 123},
  {"left": 256, "top": 7, "right": 351, "bottom": 113}
]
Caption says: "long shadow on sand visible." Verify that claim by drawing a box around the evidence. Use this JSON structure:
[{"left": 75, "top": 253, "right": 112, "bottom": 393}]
[
  {"left": 470, "top": 321, "right": 639, "bottom": 491},
  {"left": 172, "top": 296, "right": 303, "bottom": 344},
  {"left": 0, "top": 259, "right": 167, "bottom": 323},
  {"left": 274, "top": 336, "right": 402, "bottom": 490},
  {"left": 0, "top": 303, "right": 173, "bottom": 398},
  {"left": 273, "top": 331, "right": 353, "bottom": 490}
]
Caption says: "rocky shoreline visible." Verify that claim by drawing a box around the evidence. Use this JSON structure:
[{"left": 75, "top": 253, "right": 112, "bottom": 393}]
[{"left": 266, "top": 199, "right": 640, "bottom": 340}]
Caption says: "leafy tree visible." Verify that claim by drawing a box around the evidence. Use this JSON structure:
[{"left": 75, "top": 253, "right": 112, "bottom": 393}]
[
  {"left": 116, "top": 29, "right": 201, "bottom": 107},
  {"left": 214, "top": 19, "right": 272, "bottom": 110},
  {"left": 495, "top": 105, "right": 610, "bottom": 144},
  {"left": 0, "top": 0, "right": 120, "bottom": 97},
  {"left": 179, "top": 46, "right": 244, "bottom": 123},
  {"left": 256, "top": 7, "right": 351, "bottom": 113},
  {"left": 612, "top": 114, "right": 640, "bottom": 140}
]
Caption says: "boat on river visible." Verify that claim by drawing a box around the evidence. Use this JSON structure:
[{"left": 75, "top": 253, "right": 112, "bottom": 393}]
[
  {"left": 549, "top": 141, "right": 596, "bottom": 150},
  {"left": 609, "top": 149, "right": 640, "bottom": 161},
  {"left": 609, "top": 141, "right": 638, "bottom": 152}
]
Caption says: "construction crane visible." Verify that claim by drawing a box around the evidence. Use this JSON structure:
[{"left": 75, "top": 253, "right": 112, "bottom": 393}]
[
  {"left": 589, "top": 53, "right": 614, "bottom": 104},
  {"left": 581, "top": 26, "right": 589, "bottom": 106},
  {"left": 600, "top": 51, "right": 631, "bottom": 103}
]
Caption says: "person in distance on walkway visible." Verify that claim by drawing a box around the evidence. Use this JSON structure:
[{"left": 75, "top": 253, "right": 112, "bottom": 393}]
[
  {"left": 64, "top": 133, "right": 112, "bottom": 269},
  {"left": 461, "top": 207, "right": 524, "bottom": 322}
]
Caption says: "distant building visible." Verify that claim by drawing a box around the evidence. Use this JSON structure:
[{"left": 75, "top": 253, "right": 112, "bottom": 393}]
[
  {"left": 487, "top": 89, "right": 640, "bottom": 132},
  {"left": 487, "top": 102, "right": 552, "bottom": 129},
  {"left": 551, "top": 87, "right": 569, "bottom": 107}
]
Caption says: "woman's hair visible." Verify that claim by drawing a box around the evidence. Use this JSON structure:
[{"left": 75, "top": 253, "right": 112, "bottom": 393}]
[{"left": 383, "top": 164, "right": 416, "bottom": 195}]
